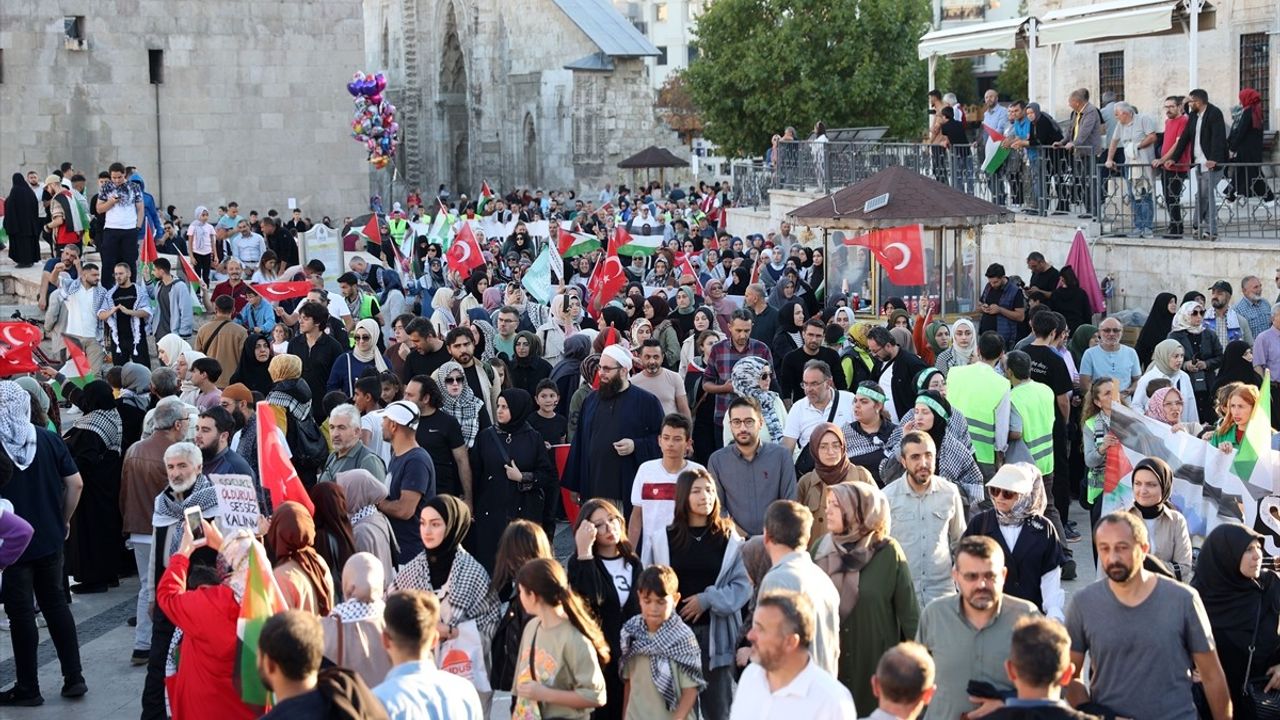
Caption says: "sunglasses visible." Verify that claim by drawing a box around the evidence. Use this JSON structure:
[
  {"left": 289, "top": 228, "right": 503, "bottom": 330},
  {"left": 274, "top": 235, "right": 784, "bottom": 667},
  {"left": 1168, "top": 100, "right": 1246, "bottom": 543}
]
[
  {"left": 353, "top": 334, "right": 372, "bottom": 341},
  {"left": 444, "top": 376, "right": 465, "bottom": 385},
  {"left": 1190, "top": 309, "right": 1204, "bottom": 316},
  {"left": 990, "top": 488, "right": 1020, "bottom": 500}
]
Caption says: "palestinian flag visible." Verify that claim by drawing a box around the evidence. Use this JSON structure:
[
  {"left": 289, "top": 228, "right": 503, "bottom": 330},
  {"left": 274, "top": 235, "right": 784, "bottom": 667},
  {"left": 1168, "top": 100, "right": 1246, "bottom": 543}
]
[
  {"left": 139, "top": 223, "right": 159, "bottom": 283},
  {"left": 476, "top": 181, "right": 495, "bottom": 216},
  {"left": 1235, "top": 370, "right": 1279, "bottom": 494},
  {"left": 354, "top": 215, "right": 382, "bottom": 246},
  {"left": 67, "top": 188, "right": 91, "bottom": 236},
  {"left": 982, "top": 124, "right": 1011, "bottom": 175},
  {"left": 54, "top": 337, "right": 95, "bottom": 398},
  {"left": 428, "top": 203, "right": 456, "bottom": 249},
  {"left": 177, "top": 253, "right": 206, "bottom": 315},
  {"left": 234, "top": 540, "right": 288, "bottom": 713},
  {"left": 557, "top": 226, "right": 600, "bottom": 258},
  {"left": 613, "top": 225, "right": 662, "bottom": 257}
]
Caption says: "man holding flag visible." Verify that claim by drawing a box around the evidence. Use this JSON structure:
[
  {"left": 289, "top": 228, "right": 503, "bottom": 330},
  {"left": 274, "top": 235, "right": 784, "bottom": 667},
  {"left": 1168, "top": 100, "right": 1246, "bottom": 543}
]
[{"left": 53, "top": 254, "right": 107, "bottom": 376}]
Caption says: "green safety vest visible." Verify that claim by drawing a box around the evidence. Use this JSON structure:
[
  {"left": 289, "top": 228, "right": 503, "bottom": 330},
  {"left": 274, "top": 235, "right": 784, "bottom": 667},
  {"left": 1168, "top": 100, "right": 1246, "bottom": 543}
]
[
  {"left": 347, "top": 293, "right": 379, "bottom": 346},
  {"left": 1011, "top": 380, "right": 1057, "bottom": 475},
  {"left": 388, "top": 218, "right": 408, "bottom": 244},
  {"left": 946, "top": 363, "right": 1010, "bottom": 464}
]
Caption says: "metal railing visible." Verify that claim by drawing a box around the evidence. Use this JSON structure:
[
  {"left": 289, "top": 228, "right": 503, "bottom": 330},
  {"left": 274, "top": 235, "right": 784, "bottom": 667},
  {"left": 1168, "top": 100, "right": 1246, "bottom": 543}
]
[{"left": 730, "top": 139, "right": 1280, "bottom": 240}]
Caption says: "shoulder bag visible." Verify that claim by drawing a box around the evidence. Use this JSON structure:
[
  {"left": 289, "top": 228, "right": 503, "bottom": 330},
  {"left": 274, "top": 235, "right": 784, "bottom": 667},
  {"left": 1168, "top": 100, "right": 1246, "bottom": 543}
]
[{"left": 1244, "top": 597, "right": 1280, "bottom": 720}]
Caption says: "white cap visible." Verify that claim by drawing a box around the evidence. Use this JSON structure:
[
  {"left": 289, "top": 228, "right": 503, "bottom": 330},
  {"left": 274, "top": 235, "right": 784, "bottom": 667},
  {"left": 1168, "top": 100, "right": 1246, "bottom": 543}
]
[
  {"left": 986, "top": 463, "right": 1036, "bottom": 495},
  {"left": 601, "top": 344, "right": 634, "bottom": 371},
  {"left": 383, "top": 400, "right": 420, "bottom": 429}
]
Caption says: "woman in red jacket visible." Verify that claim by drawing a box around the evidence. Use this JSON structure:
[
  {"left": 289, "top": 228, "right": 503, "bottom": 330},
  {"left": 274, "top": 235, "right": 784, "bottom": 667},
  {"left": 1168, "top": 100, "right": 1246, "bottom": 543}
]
[{"left": 156, "top": 521, "right": 260, "bottom": 720}]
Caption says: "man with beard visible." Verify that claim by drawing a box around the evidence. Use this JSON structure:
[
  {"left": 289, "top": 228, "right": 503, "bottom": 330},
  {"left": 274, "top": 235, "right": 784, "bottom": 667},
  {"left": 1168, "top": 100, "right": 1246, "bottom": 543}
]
[
  {"left": 708, "top": 396, "right": 796, "bottom": 537},
  {"left": 562, "top": 344, "right": 664, "bottom": 514},
  {"left": 629, "top": 340, "right": 691, "bottom": 419},
  {"left": 1204, "top": 280, "right": 1252, "bottom": 346},
  {"left": 194, "top": 407, "right": 254, "bottom": 478},
  {"left": 1064, "top": 513, "right": 1229, "bottom": 720},
  {"left": 140, "top": 442, "right": 221, "bottom": 720},
  {"left": 318, "top": 403, "right": 386, "bottom": 485},
  {"left": 401, "top": 318, "right": 450, "bottom": 382},
  {"left": 120, "top": 398, "right": 189, "bottom": 666},
  {"left": 916, "top": 536, "right": 1038, "bottom": 720},
  {"left": 779, "top": 319, "right": 847, "bottom": 405},
  {"left": 443, "top": 327, "right": 499, "bottom": 424},
  {"left": 883, "top": 431, "right": 966, "bottom": 609}
]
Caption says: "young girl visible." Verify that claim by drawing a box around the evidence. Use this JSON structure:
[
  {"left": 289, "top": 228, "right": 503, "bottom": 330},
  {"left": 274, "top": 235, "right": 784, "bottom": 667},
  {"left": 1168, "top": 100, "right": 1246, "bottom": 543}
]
[
  {"left": 652, "top": 468, "right": 749, "bottom": 720},
  {"left": 568, "top": 499, "right": 642, "bottom": 720},
  {"left": 1082, "top": 376, "right": 1122, "bottom": 560},
  {"left": 489, "top": 521, "right": 553, "bottom": 694},
  {"left": 686, "top": 330, "right": 723, "bottom": 466},
  {"left": 513, "top": 558, "right": 609, "bottom": 720},
  {"left": 1211, "top": 383, "right": 1261, "bottom": 454},
  {"left": 270, "top": 322, "right": 293, "bottom": 356}
]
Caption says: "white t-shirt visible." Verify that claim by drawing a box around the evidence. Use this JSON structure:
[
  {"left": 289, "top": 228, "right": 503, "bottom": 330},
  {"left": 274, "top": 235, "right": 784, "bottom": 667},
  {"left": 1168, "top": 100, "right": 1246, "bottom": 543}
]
[
  {"left": 782, "top": 391, "right": 855, "bottom": 448},
  {"left": 188, "top": 222, "right": 216, "bottom": 255},
  {"left": 630, "top": 458, "right": 705, "bottom": 565},
  {"left": 729, "top": 659, "right": 857, "bottom": 720},
  {"left": 361, "top": 410, "right": 391, "bottom": 467},
  {"left": 62, "top": 285, "right": 98, "bottom": 338},
  {"left": 599, "top": 555, "right": 632, "bottom": 608},
  {"left": 328, "top": 294, "right": 352, "bottom": 319}
]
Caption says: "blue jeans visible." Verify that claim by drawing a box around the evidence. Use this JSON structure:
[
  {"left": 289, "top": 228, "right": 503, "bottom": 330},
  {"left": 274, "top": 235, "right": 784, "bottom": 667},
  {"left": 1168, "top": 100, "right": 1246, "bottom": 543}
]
[{"left": 2, "top": 551, "right": 82, "bottom": 691}]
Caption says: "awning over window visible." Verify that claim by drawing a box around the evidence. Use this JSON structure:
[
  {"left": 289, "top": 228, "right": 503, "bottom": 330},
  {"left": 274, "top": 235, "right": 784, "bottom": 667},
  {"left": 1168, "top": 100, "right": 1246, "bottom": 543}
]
[
  {"left": 917, "top": 17, "right": 1032, "bottom": 60},
  {"left": 1038, "top": 0, "right": 1213, "bottom": 46}
]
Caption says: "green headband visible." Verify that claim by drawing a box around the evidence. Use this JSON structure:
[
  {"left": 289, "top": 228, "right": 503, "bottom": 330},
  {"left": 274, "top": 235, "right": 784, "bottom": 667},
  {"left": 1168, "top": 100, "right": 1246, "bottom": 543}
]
[
  {"left": 916, "top": 369, "right": 941, "bottom": 391},
  {"left": 916, "top": 395, "right": 950, "bottom": 421},
  {"left": 856, "top": 386, "right": 887, "bottom": 404}
]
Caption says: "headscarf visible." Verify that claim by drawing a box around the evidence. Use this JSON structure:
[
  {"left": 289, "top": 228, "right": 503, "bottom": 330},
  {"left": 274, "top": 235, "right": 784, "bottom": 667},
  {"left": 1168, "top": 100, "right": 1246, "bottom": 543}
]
[
  {"left": 464, "top": 271, "right": 488, "bottom": 302},
  {"left": 4, "top": 174, "right": 39, "bottom": 242},
  {"left": 1145, "top": 387, "right": 1182, "bottom": 426},
  {"left": 1241, "top": 88, "right": 1264, "bottom": 128},
  {"left": 730, "top": 356, "right": 784, "bottom": 440},
  {"left": 0, "top": 381, "right": 37, "bottom": 469},
  {"left": 1068, "top": 324, "right": 1098, "bottom": 366},
  {"left": 808, "top": 423, "right": 851, "bottom": 486},
  {"left": 336, "top": 469, "right": 389, "bottom": 525},
  {"left": 1150, "top": 338, "right": 1185, "bottom": 377},
  {"left": 916, "top": 390, "right": 951, "bottom": 451},
  {"left": 889, "top": 326, "right": 915, "bottom": 354},
  {"left": 630, "top": 317, "right": 653, "bottom": 348},
  {"left": 434, "top": 361, "right": 483, "bottom": 446},
  {"left": 1192, "top": 522, "right": 1271, "bottom": 651},
  {"left": 423, "top": 494, "right": 472, "bottom": 585},
  {"left": 157, "top": 334, "right": 193, "bottom": 368},
  {"left": 777, "top": 300, "right": 804, "bottom": 349},
  {"left": 191, "top": 205, "right": 210, "bottom": 228},
  {"left": 815, "top": 481, "right": 890, "bottom": 618},
  {"left": 1130, "top": 456, "right": 1175, "bottom": 519},
  {"left": 1135, "top": 292, "right": 1178, "bottom": 367},
  {"left": 71, "top": 379, "right": 123, "bottom": 453},
  {"left": 646, "top": 294, "right": 671, "bottom": 326},
  {"left": 886, "top": 309, "right": 911, "bottom": 331},
  {"left": 705, "top": 279, "right": 735, "bottom": 322},
  {"left": 949, "top": 318, "right": 977, "bottom": 365},
  {"left": 914, "top": 367, "right": 942, "bottom": 394},
  {"left": 218, "top": 529, "right": 259, "bottom": 601},
  {"left": 352, "top": 318, "right": 389, "bottom": 372},
  {"left": 497, "top": 388, "right": 534, "bottom": 433},
  {"left": 767, "top": 276, "right": 797, "bottom": 310},
  {"left": 14, "top": 376, "right": 49, "bottom": 417},
  {"left": 993, "top": 464, "right": 1048, "bottom": 527},
  {"left": 309, "top": 483, "right": 357, "bottom": 590},
  {"left": 120, "top": 362, "right": 153, "bottom": 411},
  {"left": 266, "top": 501, "right": 334, "bottom": 615},
  {"left": 550, "top": 334, "right": 592, "bottom": 384},
  {"left": 924, "top": 320, "right": 949, "bottom": 356},
  {"left": 378, "top": 268, "right": 403, "bottom": 306},
  {"left": 600, "top": 305, "right": 630, "bottom": 335},
  {"left": 1171, "top": 301, "right": 1205, "bottom": 334},
  {"left": 269, "top": 353, "right": 303, "bottom": 382},
  {"left": 231, "top": 333, "right": 274, "bottom": 395},
  {"left": 550, "top": 294, "right": 577, "bottom": 336},
  {"left": 1217, "top": 340, "right": 1260, "bottom": 389}
]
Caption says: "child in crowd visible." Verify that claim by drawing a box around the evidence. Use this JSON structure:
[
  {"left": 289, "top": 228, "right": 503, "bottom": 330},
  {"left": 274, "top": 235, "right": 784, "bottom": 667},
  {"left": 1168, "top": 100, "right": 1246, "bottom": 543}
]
[
  {"left": 188, "top": 357, "right": 223, "bottom": 411},
  {"left": 529, "top": 379, "right": 569, "bottom": 446},
  {"left": 629, "top": 414, "right": 703, "bottom": 565},
  {"left": 620, "top": 565, "right": 705, "bottom": 720}
]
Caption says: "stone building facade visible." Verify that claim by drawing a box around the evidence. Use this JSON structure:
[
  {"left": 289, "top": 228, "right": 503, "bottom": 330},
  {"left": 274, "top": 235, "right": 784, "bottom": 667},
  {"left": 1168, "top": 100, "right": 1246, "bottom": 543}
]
[
  {"left": 364, "top": 0, "right": 682, "bottom": 199},
  {"left": 0, "top": 2, "right": 370, "bottom": 220}
]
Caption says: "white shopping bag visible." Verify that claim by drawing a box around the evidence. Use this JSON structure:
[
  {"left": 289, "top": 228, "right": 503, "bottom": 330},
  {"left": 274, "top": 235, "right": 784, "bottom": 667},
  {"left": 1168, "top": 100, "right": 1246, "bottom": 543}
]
[{"left": 437, "top": 619, "right": 492, "bottom": 693}]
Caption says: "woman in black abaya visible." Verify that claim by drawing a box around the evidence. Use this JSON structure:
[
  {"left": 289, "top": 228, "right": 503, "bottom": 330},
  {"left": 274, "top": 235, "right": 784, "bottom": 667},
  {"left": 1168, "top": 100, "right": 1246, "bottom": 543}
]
[
  {"left": 64, "top": 380, "right": 125, "bottom": 593},
  {"left": 4, "top": 173, "right": 41, "bottom": 268}
]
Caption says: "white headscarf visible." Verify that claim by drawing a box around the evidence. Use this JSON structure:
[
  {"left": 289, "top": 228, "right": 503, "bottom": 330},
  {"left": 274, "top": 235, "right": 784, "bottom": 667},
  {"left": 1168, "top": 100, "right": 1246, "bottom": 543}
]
[
  {"left": 191, "top": 206, "right": 209, "bottom": 227},
  {"left": 157, "top": 334, "right": 193, "bottom": 368},
  {"left": 1171, "top": 301, "right": 1205, "bottom": 334},
  {"left": 0, "top": 381, "right": 37, "bottom": 469},
  {"left": 352, "top": 318, "right": 389, "bottom": 372},
  {"left": 950, "top": 318, "right": 977, "bottom": 364}
]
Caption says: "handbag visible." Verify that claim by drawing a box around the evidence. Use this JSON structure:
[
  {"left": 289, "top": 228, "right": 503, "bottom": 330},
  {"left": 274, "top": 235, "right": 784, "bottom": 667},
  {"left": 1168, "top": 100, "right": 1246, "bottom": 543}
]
[{"left": 1243, "top": 598, "right": 1280, "bottom": 720}]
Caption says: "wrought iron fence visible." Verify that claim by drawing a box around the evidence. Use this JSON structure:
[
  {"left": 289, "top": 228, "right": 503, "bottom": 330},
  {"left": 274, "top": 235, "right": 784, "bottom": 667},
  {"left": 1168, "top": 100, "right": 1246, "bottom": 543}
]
[{"left": 733, "top": 139, "right": 1280, "bottom": 240}]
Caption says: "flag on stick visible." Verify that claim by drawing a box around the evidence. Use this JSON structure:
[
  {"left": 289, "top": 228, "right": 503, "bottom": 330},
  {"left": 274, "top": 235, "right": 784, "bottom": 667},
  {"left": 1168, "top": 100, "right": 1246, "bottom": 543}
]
[
  {"left": 613, "top": 225, "right": 662, "bottom": 257},
  {"left": 234, "top": 540, "right": 288, "bottom": 713},
  {"left": 557, "top": 226, "right": 601, "bottom": 258},
  {"left": 255, "top": 401, "right": 315, "bottom": 514},
  {"left": 981, "top": 124, "right": 1011, "bottom": 175},
  {"left": 355, "top": 215, "right": 382, "bottom": 246},
  {"left": 1235, "top": 371, "right": 1279, "bottom": 494},
  {"left": 476, "top": 181, "right": 495, "bottom": 216},
  {"left": 250, "top": 282, "right": 312, "bottom": 303},
  {"left": 445, "top": 223, "right": 486, "bottom": 276}
]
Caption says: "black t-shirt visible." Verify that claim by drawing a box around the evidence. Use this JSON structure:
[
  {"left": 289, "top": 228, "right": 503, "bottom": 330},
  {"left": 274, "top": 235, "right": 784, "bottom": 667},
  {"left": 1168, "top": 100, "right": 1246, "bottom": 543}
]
[
  {"left": 1028, "top": 267, "right": 1061, "bottom": 300},
  {"left": 940, "top": 120, "right": 971, "bottom": 154},
  {"left": 415, "top": 409, "right": 465, "bottom": 496},
  {"left": 260, "top": 689, "right": 324, "bottom": 719},
  {"left": 666, "top": 527, "right": 728, "bottom": 626},
  {"left": 386, "top": 447, "right": 435, "bottom": 561},
  {"left": 402, "top": 346, "right": 450, "bottom": 382},
  {"left": 112, "top": 284, "right": 139, "bottom": 342},
  {"left": 1022, "top": 345, "right": 1072, "bottom": 421},
  {"left": 978, "top": 283, "right": 1026, "bottom": 336},
  {"left": 529, "top": 412, "right": 569, "bottom": 446},
  {"left": 779, "top": 346, "right": 845, "bottom": 402},
  {"left": 0, "top": 429, "right": 78, "bottom": 562}
]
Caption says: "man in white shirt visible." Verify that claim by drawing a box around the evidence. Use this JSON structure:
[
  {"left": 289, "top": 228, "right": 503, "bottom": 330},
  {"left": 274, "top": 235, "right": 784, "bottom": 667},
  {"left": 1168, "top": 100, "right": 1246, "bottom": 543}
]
[
  {"left": 729, "top": 590, "right": 857, "bottom": 720},
  {"left": 56, "top": 257, "right": 107, "bottom": 374},
  {"left": 94, "top": 161, "right": 144, "bottom": 289},
  {"left": 882, "top": 431, "right": 966, "bottom": 609},
  {"left": 230, "top": 219, "right": 266, "bottom": 274},
  {"left": 781, "top": 360, "right": 854, "bottom": 453},
  {"left": 862, "top": 642, "right": 936, "bottom": 720},
  {"left": 629, "top": 341, "right": 692, "bottom": 419},
  {"left": 628, "top": 414, "right": 703, "bottom": 564}
]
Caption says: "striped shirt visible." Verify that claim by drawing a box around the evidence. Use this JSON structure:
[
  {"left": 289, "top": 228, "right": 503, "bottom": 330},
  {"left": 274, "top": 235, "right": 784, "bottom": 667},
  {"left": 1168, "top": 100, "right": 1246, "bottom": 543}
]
[{"left": 373, "top": 660, "right": 484, "bottom": 720}]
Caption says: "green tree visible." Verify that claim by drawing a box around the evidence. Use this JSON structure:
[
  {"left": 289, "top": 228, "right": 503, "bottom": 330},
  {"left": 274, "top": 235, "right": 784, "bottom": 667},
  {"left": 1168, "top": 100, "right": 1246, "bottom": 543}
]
[
  {"left": 946, "top": 58, "right": 978, "bottom": 105},
  {"left": 684, "top": 0, "right": 933, "bottom": 157},
  {"left": 995, "top": 49, "right": 1028, "bottom": 100}
]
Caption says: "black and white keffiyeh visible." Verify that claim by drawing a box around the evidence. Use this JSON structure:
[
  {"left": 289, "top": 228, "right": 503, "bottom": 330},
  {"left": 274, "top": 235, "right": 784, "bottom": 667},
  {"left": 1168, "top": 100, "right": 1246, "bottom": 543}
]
[
  {"left": 880, "top": 407, "right": 983, "bottom": 503},
  {"left": 152, "top": 475, "right": 221, "bottom": 557},
  {"left": 619, "top": 614, "right": 705, "bottom": 711},
  {"left": 433, "top": 361, "right": 483, "bottom": 447},
  {"left": 330, "top": 599, "right": 382, "bottom": 622},
  {"left": 73, "top": 407, "right": 123, "bottom": 453},
  {"left": 390, "top": 546, "right": 501, "bottom": 639},
  {"left": 349, "top": 504, "right": 378, "bottom": 526}
]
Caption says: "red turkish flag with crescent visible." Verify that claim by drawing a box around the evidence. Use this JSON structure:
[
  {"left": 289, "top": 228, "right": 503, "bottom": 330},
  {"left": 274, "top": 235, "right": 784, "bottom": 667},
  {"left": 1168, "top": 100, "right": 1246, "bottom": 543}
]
[
  {"left": 0, "top": 322, "right": 42, "bottom": 377},
  {"left": 586, "top": 247, "right": 626, "bottom": 318},
  {"left": 843, "top": 224, "right": 926, "bottom": 286},
  {"left": 251, "top": 282, "right": 313, "bottom": 303},
  {"left": 446, "top": 223, "right": 486, "bottom": 275}
]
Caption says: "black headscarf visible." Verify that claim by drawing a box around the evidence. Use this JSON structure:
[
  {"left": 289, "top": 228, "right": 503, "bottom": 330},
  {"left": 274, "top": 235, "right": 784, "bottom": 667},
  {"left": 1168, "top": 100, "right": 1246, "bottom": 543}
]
[
  {"left": 1131, "top": 457, "right": 1174, "bottom": 519},
  {"left": 76, "top": 379, "right": 118, "bottom": 414},
  {"left": 1215, "top": 340, "right": 1261, "bottom": 392},
  {"left": 646, "top": 294, "right": 671, "bottom": 326},
  {"left": 423, "top": 494, "right": 472, "bottom": 584},
  {"left": 464, "top": 271, "right": 488, "bottom": 302},
  {"left": 3, "top": 174, "right": 39, "bottom": 241},
  {"left": 1135, "top": 292, "right": 1178, "bottom": 368},
  {"left": 600, "top": 305, "right": 630, "bottom": 335},
  {"left": 1182, "top": 290, "right": 1206, "bottom": 306},
  {"left": 777, "top": 300, "right": 804, "bottom": 334},
  {"left": 230, "top": 333, "right": 275, "bottom": 396},
  {"left": 1192, "top": 522, "right": 1272, "bottom": 648},
  {"left": 550, "top": 334, "right": 591, "bottom": 385},
  {"left": 498, "top": 388, "right": 535, "bottom": 433},
  {"left": 916, "top": 390, "right": 951, "bottom": 451}
]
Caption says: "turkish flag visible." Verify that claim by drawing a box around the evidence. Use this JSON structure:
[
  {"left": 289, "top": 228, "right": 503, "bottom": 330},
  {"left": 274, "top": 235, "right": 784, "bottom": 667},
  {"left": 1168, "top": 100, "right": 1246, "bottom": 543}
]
[
  {"left": 0, "top": 322, "right": 42, "bottom": 377},
  {"left": 446, "top": 222, "right": 485, "bottom": 275},
  {"left": 844, "top": 224, "right": 926, "bottom": 286},
  {"left": 586, "top": 248, "right": 626, "bottom": 317},
  {"left": 251, "top": 281, "right": 312, "bottom": 303},
  {"left": 550, "top": 444, "right": 579, "bottom": 525},
  {"left": 256, "top": 401, "right": 315, "bottom": 515},
  {"left": 672, "top": 252, "right": 704, "bottom": 295}
]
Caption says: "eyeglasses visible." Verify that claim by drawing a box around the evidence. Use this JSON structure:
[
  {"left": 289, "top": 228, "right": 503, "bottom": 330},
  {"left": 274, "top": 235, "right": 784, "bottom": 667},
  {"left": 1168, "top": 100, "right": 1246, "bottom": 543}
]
[
  {"left": 989, "top": 488, "right": 1020, "bottom": 500},
  {"left": 1190, "top": 309, "right": 1205, "bottom": 316},
  {"left": 728, "top": 417, "right": 758, "bottom": 428},
  {"left": 444, "top": 376, "right": 465, "bottom": 385},
  {"left": 598, "top": 363, "right": 621, "bottom": 373},
  {"left": 353, "top": 334, "right": 372, "bottom": 341}
]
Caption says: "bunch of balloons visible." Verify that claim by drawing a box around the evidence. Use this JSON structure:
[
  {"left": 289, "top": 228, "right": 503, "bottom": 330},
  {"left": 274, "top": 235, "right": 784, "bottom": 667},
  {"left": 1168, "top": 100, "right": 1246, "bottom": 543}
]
[{"left": 348, "top": 71, "right": 399, "bottom": 170}]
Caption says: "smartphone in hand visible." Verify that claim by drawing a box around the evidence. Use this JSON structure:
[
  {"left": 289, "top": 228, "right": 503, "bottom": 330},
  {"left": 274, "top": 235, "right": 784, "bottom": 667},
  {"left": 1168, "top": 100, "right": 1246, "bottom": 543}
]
[{"left": 184, "top": 506, "right": 207, "bottom": 547}]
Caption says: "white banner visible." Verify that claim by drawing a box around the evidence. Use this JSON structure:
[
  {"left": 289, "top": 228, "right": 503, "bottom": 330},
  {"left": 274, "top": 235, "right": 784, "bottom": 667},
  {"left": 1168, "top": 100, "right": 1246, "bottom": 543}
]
[{"left": 209, "top": 474, "right": 262, "bottom": 535}]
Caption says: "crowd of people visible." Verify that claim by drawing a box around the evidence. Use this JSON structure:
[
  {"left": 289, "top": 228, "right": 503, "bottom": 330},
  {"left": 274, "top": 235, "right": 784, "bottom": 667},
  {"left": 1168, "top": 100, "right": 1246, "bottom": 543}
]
[{"left": 0, "top": 158, "right": 1279, "bottom": 720}]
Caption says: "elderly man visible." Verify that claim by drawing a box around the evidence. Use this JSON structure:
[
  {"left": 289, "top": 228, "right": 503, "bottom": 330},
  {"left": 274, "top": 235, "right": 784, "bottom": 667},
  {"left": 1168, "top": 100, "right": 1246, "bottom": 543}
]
[
  {"left": 140, "top": 442, "right": 221, "bottom": 720},
  {"left": 210, "top": 258, "right": 251, "bottom": 315},
  {"left": 1103, "top": 102, "right": 1159, "bottom": 236},
  {"left": 1078, "top": 317, "right": 1142, "bottom": 395},
  {"left": 319, "top": 404, "right": 387, "bottom": 484},
  {"left": 1056, "top": 89, "right": 1104, "bottom": 218},
  {"left": 1235, "top": 275, "right": 1272, "bottom": 338},
  {"left": 781, "top": 360, "right": 855, "bottom": 458},
  {"left": 1253, "top": 305, "right": 1280, "bottom": 379}
]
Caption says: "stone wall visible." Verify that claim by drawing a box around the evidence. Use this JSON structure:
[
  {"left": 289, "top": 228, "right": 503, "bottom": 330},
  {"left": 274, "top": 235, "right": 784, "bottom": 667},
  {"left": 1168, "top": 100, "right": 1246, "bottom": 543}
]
[{"left": 1, "top": 2, "right": 370, "bottom": 219}]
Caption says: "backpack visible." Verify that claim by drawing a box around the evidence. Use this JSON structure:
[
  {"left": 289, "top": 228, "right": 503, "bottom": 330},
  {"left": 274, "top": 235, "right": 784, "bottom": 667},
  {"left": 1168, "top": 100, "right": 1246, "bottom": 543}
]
[{"left": 284, "top": 411, "right": 328, "bottom": 479}]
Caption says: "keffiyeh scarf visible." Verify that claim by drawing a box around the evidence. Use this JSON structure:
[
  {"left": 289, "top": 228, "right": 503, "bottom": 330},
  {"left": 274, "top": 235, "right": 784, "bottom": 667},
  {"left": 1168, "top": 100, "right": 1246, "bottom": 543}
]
[
  {"left": 152, "top": 476, "right": 221, "bottom": 558},
  {"left": 391, "top": 546, "right": 500, "bottom": 638},
  {"left": 349, "top": 504, "right": 378, "bottom": 526},
  {"left": 435, "top": 362, "right": 484, "bottom": 447},
  {"left": 73, "top": 407, "right": 123, "bottom": 454},
  {"left": 330, "top": 599, "right": 382, "bottom": 623},
  {"left": 619, "top": 614, "right": 706, "bottom": 711},
  {"left": 0, "top": 381, "right": 37, "bottom": 469}
]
